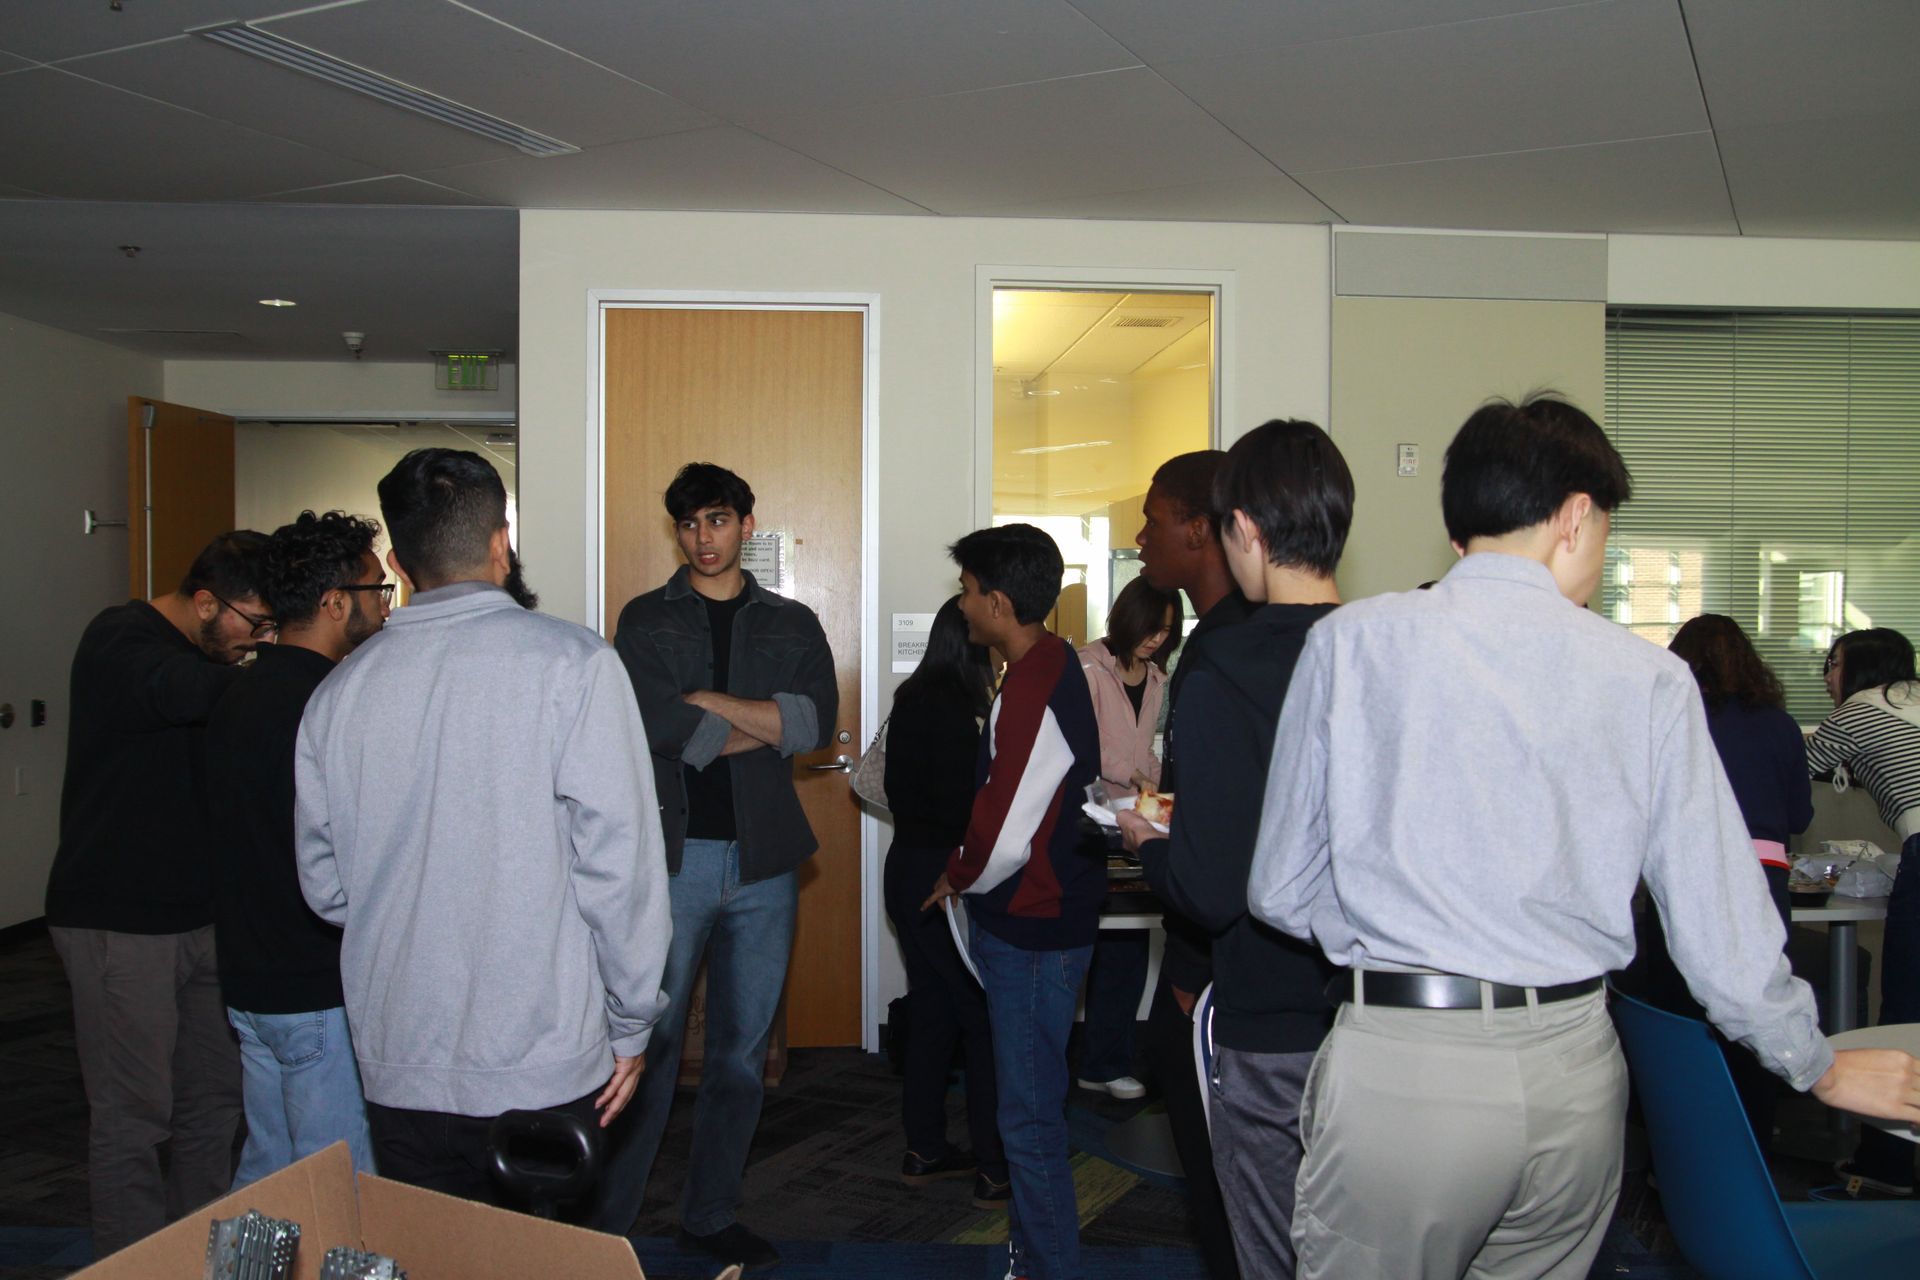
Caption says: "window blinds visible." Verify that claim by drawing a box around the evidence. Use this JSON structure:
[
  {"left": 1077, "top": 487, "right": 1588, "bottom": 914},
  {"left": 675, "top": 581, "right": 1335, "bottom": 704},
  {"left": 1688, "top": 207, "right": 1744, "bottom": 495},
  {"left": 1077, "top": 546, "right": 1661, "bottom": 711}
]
[{"left": 1602, "top": 310, "right": 1920, "bottom": 723}]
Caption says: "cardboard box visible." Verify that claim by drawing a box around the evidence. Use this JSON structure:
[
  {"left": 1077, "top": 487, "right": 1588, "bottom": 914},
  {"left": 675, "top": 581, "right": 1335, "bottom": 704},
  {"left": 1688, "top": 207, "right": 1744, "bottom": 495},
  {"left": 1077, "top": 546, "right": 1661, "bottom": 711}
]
[{"left": 71, "top": 1142, "right": 647, "bottom": 1280}]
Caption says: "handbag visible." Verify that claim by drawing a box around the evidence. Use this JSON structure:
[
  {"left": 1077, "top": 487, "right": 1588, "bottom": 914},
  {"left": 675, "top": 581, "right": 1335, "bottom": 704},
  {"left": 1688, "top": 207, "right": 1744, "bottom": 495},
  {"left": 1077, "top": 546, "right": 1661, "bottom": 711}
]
[{"left": 849, "top": 714, "right": 890, "bottom": 808}]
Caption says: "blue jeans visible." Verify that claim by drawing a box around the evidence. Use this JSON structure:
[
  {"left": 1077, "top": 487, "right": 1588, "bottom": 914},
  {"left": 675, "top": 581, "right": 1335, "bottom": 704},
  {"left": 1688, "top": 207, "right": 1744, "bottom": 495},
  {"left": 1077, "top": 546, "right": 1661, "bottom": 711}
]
[
  {"left": 590, "top": 839, "right": 797, "bottom": 1235},
  {"left": 227, "top": 1006, "right": 375, "bottom": 1189},
  {"left": 1079, "top": 930, "right": 1148, "bottom": 1082},
  {"left": 972, "top": 922, "right": 1093, "bottom": 1280}
]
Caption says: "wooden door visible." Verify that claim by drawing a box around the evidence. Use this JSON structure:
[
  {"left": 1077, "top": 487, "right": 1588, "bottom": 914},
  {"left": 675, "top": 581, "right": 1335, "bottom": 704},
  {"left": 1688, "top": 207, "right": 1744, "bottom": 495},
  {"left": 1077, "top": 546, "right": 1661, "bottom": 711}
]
[
  {"left": 128, "top": 397, "right": 236, "bottom": 598},
  {"left": 603, "top": 307, "right": 865, "bottom": 1048}
]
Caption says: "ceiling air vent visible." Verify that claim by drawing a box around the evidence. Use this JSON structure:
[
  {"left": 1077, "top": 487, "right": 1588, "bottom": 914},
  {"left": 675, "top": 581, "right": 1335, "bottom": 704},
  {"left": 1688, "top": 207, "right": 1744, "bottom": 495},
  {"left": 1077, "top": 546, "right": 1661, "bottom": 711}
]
[{"left": 1110, "top": 316, "right": 1180, "bottom": 328}]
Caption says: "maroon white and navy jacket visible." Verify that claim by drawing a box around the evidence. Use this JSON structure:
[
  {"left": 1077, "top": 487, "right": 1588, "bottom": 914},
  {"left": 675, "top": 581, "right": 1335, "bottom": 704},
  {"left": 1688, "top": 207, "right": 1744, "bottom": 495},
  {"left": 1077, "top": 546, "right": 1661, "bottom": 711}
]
[{"left": 945, "top": 635, "right": 1102, "bottom": 950}]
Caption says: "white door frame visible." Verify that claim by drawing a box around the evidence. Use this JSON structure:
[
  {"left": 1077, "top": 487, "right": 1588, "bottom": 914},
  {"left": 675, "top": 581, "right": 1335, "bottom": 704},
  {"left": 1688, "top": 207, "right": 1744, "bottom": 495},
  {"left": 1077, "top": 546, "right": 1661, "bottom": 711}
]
[
  {"left": 584, "top": 289, "right": 884, "bottom": 1051},
  {"left": 971, "top": 265, "right": 1234, "bottom": 530}
]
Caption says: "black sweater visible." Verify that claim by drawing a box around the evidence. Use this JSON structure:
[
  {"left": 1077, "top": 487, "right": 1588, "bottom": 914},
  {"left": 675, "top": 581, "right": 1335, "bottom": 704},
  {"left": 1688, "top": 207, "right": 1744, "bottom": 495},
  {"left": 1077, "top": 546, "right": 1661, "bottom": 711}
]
[
  {"left": 46, "top": 601, "right": 238, "bottom": 933},
  {"left": 883, "top": 685, "right": 982, "bottom": 851},
  {"left": 206, "top": 644, "right": 346, "bottom": 1013},
  {"left": 1140, "top": 603, "right": 1338, "bottom": 1053}
]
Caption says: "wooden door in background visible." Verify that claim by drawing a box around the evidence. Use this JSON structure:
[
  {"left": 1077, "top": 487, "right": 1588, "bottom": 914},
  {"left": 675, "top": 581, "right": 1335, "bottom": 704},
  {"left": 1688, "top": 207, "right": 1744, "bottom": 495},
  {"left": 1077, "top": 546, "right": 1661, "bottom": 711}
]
[
  {"left": 603, "top": 307, "right": 865, "bottom": 1048},
  {"left": 128, "top": 397, "right": 236, "bottom": 598}
]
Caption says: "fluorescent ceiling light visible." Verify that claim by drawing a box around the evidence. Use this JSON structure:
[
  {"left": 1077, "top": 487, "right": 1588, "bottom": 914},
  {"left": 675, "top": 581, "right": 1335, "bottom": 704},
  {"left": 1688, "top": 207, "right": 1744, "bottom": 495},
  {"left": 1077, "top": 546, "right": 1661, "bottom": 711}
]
[
  {"left": 194, "top": 22, "right": 580, "bottom": 158},
  {"left": 1013, "top": 440, "right": 1112, "bottom": 456},
  {"left": 258, "top": 298, "right": 297, "bottom": 307}
]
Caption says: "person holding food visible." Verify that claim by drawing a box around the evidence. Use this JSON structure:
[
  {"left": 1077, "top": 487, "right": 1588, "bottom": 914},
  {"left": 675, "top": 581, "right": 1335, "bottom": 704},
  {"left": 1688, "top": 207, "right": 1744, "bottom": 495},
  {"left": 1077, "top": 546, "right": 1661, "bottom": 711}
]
[
  {"left": 1119, "top": 419, "right": 1350, "bottom": 1279},
  {"left": 1076, "top": 576, "right": 1184, "bottom": 1101},
  {"left": 1248, "top": 395, "right": 1920, "bottom": 1280},
  {"left": 1806, "top": 626, "right": 1920, "bottom": 1199},
  {"left": 881, "top": 595, "right": 1010, "bottom": 1209}
]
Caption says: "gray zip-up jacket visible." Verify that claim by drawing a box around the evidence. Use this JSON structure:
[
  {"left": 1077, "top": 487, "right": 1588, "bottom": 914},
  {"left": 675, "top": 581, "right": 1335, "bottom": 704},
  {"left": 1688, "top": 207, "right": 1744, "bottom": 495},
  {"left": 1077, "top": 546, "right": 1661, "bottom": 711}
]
[{"left": 295, "top": 583, "right": 672, "bottom": 1116}]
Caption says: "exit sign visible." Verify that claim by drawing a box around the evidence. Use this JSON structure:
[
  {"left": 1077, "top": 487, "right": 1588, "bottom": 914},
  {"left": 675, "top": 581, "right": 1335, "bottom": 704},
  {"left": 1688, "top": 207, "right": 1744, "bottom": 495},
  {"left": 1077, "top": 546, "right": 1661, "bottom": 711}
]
[{"left": 434, "top": 350, "right": 501, "bottom": 392}]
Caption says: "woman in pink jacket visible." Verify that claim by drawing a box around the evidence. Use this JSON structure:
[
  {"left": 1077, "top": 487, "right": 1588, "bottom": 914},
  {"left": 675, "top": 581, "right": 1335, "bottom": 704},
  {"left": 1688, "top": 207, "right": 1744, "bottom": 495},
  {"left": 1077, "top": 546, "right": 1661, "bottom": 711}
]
[{"left": 1075, "top": 576, "right": 1183, "bottom": 1098}]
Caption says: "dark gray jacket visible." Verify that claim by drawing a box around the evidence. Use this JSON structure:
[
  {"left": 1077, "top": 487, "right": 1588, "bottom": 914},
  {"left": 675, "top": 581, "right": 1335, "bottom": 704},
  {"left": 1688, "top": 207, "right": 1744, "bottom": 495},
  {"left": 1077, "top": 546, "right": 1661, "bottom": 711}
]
[{"left": 614, "top": 566, "right": 837, "bottom": 882}]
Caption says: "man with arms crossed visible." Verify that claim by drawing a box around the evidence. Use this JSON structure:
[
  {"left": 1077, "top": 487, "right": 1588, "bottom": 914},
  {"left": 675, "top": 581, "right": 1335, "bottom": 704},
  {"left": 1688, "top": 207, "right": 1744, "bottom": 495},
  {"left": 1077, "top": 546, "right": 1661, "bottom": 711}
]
[
  {"left": 599, "top": 463, "right": 836, "bottom": 1269},
  {"left": 1250, "top": 396, "right": 1920, "bottom": 1279},
  {"left": 925, "top": 523, "right": 1101, "bottom": 1280},
  {"left": 1122, "top": 420, "right": 1350, "bottom": 1278},
  {"left": 46, "top": 530, "right": 269, "bottom": 1255},
  {"left": 1131, "top": 450, "right": 1251, "bottom": 1280},
  {"left": 296, "top": 449, "right": 670, "bottom": 1209},
  {"left": 208, "top": 510, "right": 388, "bottom": 1186}
]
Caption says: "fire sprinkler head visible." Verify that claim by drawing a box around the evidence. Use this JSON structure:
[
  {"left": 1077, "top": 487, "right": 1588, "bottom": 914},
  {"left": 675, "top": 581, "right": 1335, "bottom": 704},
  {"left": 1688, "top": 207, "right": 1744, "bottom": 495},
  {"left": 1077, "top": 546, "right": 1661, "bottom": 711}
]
[{"left": 342, "top": 331, "right": 365, "bottom": 359}]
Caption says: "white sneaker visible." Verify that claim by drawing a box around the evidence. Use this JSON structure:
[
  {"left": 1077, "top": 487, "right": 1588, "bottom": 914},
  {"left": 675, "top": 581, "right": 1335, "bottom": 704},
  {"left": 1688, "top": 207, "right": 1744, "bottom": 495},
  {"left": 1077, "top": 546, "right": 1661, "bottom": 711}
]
[{"left": 1076, "top": 1075, "right": 1146, "bottom": 1100}]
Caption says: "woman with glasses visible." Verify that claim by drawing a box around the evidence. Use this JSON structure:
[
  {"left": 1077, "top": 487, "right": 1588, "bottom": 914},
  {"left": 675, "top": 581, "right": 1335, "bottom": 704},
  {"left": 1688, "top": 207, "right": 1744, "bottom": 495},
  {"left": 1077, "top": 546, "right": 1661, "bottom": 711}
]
[
  {"left": 1075, "top": 576, "right": 1183, "bottom": 1101},
  {"left": 1807, "top": 627, "right": 1920, "bottom": 1199}
]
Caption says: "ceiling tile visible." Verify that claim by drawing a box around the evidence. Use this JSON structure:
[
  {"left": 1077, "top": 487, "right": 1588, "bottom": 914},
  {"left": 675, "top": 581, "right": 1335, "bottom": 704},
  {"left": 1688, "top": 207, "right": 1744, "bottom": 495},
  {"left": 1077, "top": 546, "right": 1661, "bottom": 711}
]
[
  {"left": 0, "top": 184, "right": 47, "bottom": 198},
  {"left": 252, "top": 175, "right": 501, "bottom": 207},
  {"left": 1719, "top": 110, "right": 1920, "bottom": 240},
  {"left": 1069, "top": 0, "right": 1577, "bottom": 64},
  {"left": 462, "top": 0, "right": 1139, "bottom": 118},
  {"left": 0, "top": 50, "right": 37, "bottom": 74},
  {"left": 261, "top": 0, "right": 714, "bottom": 148},
  {"left": 65, "top": 37, "right": 513, "bottom": 173},
  {"left": 971, "top": 174, "right": 1341, "bottom": 224},
  {"left": 419, "top": 127, "right": 928, "bottom": 214},
  {"left": 752, "top": 67, "right": 1279, "bottom": 214},
  {"left": 1160, "top": 0, "right": 1705, "bottom": 171},
  {"left": 0, "top": 70, "right": 381, "bottom": 201},
  {"left": 1294, "top": 133, "right": 1737, "bottom": 235},
  {"left": 0, "top": 0, "right": 312, "bottom": 62},
  {"left": 1683, "top": 0, "right": 1920, "bottom": 129}
]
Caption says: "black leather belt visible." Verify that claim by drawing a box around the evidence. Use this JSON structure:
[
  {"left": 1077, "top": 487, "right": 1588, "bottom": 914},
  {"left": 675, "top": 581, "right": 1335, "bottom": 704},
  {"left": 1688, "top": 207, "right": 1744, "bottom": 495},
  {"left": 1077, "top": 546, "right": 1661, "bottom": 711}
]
[{"left": 1326, "top": 971, "right": 1603, "bottom": 1010}]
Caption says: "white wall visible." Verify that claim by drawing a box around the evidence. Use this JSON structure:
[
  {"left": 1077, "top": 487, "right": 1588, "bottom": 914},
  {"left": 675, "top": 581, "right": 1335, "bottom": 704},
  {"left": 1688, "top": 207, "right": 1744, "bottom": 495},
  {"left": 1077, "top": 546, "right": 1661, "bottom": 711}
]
[
  {"left": 1609, "top": 234, "right": 1920, "bottom": 309},
  {"left": 165, "top": 359, "right": 517, "bottom": 421},
  {"left": 0, "top": 313, "right": 162, "bottom": 928}
]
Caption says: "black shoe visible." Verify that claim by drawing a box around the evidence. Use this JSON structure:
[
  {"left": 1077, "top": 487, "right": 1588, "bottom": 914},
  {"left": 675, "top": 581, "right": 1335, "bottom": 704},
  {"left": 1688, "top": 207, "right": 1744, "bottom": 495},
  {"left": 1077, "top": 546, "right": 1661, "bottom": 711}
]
[
  {"left": 972, "top": 1170, "right": 1011, "bottom": 1210},
  {"left": 901, "top": 1146, "right": 977, "bottom": 1185},
  {"left": 674, "top": 1223, "right": 781, "bottom": 1271}
]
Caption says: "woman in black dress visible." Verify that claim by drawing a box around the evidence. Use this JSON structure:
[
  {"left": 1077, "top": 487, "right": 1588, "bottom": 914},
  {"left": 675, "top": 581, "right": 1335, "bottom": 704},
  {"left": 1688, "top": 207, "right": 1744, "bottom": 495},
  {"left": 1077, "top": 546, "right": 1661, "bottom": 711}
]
[{"left": 882, "top": 596, "right": 1008, "bottom": 1207}]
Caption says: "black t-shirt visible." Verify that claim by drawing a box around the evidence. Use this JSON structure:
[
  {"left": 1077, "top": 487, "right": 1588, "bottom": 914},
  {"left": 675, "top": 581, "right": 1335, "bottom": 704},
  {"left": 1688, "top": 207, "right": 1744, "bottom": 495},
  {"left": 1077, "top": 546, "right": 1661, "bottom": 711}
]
[
  {"left": 205, "top": 644, "right": 345, "bottom": 1013},
  {"left": 1123, "top": 672, "right": 1147, "bottom": 719},
  {"left": 684, "top": 590, "right": 751, "bottom": 841}
]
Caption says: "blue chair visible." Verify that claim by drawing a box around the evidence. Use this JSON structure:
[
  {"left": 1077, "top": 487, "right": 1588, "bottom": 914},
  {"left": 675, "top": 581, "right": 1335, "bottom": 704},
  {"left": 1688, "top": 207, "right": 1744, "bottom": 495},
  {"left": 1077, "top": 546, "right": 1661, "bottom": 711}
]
[{"left": 1610, "top": 987, "right": 1920, "bottom": 1279}]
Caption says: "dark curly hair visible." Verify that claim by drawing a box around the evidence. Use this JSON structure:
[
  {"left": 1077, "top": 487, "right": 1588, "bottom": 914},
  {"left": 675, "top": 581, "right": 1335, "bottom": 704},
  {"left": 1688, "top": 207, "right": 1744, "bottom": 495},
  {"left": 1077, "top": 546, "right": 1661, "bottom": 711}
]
[
  {"left": 1668, "top": 614, "right": 1784, "bottom": 708},
  {"left": 263, "top": 510, "right": 381, "bottom": 627}
]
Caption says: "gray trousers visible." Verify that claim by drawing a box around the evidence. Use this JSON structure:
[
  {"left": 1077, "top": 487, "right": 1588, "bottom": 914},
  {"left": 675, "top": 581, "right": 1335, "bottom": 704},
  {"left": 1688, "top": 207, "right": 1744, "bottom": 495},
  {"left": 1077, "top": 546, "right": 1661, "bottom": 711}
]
[
  {"left": 1292, "top": 987, "right": 1626, "bottom": 1280},
  {"left": 51, "top": 926, "right": 242, "bottom": 1257},
  {"left": 1209, "top": 1045, "right": 1316, "bottom": 1280}
]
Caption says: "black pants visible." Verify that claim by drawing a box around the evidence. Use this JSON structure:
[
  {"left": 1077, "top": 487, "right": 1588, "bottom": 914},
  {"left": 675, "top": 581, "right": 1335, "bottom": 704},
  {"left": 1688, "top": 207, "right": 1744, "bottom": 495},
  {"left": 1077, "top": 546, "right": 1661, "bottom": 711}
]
[
  {"left": 1853, "top": 833, "right": 1920, "bottom": 1186},
  {"left": 366, "top": 1090, "right": 601, "bottom": 1214},
  {"left": 1145, "top": 974, "right": 1242, "bottom": 1280},
  {"left": 882, "top": 840, "right": 1007, "bottom": 1179}
]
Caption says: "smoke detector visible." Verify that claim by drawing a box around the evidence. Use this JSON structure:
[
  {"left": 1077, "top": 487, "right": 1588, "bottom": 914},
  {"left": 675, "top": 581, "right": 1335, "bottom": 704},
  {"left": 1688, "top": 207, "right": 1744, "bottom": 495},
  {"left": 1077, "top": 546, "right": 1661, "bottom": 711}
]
[{"left": 342, "top": 331, "right": 365, "bottom": 359}]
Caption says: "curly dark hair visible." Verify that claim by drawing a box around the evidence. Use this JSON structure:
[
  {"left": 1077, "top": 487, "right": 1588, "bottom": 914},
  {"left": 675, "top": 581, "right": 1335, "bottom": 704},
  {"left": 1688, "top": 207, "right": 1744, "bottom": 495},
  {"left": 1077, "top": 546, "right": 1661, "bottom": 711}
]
[
  {"left": 263, "top": 510, "right": 381, "bottom": 627},
  {"left": 1668, "top": 614, "right": 1784, "bottom": 708}
]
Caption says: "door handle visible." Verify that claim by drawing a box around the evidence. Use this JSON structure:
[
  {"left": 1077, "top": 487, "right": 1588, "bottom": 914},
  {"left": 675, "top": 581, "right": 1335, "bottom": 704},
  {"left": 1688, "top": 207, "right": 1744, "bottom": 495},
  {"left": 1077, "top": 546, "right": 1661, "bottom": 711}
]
[{"left": 807, "top": 754, "right": 854, "bottom": 773}]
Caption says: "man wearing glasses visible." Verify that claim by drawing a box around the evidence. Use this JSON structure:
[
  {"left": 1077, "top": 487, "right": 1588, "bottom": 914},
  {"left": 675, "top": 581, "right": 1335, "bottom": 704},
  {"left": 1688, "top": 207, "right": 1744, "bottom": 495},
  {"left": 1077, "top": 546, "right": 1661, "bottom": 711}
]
[
  {"left": 207, "top": 511, "right": 389, "bottom": 1188},
  {"left": 45, "top": 530, "right": 272, "bottom": 1258}
]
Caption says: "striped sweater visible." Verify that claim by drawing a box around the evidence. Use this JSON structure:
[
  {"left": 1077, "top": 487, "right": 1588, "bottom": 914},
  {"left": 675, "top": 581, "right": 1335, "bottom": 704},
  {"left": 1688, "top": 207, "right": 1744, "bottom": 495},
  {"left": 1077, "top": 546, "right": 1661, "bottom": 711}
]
[
  {"left": 1806, "top": 681, "right": 1920, "bottom": 840},
  {"left": 946, "top": 635, "right": 1102, "bottom": 950}
]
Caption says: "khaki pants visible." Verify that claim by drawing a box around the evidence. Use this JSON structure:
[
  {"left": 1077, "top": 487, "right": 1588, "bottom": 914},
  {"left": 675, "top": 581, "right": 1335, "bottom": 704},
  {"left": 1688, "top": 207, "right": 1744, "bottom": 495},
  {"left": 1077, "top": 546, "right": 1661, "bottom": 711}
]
[
  {"left": 52, "top": 926, "right": 241, "bottom": 1257},
  {"left": 1293, "top": 986, "right": 1626, "bottom": 1280}
]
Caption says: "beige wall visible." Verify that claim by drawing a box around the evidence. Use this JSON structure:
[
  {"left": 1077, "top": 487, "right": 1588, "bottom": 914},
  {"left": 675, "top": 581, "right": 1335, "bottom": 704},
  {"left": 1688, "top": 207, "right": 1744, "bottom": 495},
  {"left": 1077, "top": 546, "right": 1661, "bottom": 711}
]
[
  {"left": 1329, "top": 296, "right": 1606, "bottom": 601},
  {"left": 0, "top": 313, "right": 162, "bottom": 928}
]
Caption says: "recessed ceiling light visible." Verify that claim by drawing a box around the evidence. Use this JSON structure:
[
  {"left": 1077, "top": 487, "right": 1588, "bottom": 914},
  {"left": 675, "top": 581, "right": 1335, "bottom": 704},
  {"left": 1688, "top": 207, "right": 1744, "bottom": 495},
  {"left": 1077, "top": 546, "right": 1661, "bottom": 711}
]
[{"left": 258, "top": 298, "right": 297, "bottom": 307}]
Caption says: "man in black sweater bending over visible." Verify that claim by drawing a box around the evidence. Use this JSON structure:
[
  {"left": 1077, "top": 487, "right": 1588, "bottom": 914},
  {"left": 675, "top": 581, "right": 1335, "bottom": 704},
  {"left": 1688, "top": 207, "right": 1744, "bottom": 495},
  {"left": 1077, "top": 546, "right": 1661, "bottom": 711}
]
[
  {"left": 45, "top": 530, "right": 271, "bottom": 1257},
  {"left": 1121, "top": 420, "right": 1353, "bottom": 1279},
  {"left": 208, "top": 511, "right": 390, "bottom": 1188}
]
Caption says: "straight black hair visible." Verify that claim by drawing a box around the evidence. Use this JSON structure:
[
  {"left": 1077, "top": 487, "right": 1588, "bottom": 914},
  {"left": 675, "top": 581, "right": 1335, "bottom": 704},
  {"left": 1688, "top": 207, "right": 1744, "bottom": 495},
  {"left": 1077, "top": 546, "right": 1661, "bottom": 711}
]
[
  {"left": 1212, "top": 419, "right": 1354, "bottom": 577},
  {"left": 1151, "top": 450, "right": 1229, "bottom": 527},
  {"left": 1831, "top": 628, "right": 1917, "bottom": 703},
  {"left": 1441, "top": 394, "right": 1632, "bottom": 545},
  {"left": 377, "top": 448, "right": 508, "bottom": 589},
  {"left": 949, "top": 523, "right": 1063, "bottom": 625},
  {"left": 1101, "top": 576, "right": 1183, "bottom": 673},
  {"left": 893, "top": 596, "right": 995, "bottom": 720},
  {"left": 263, "top": 510, "right": 380, "bottom": 626},
  {"left": 178, "top": 529, "right": 269, "bottom": 601},
  {"left": 664, "top": 463, "right": 755, "bottom": 522}
]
